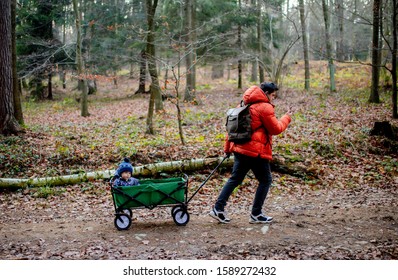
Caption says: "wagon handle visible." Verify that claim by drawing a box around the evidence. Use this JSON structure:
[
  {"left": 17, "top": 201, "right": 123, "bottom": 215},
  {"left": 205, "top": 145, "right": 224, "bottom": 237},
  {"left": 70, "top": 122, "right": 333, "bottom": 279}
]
[{"left": 187, "top": 156, "right": 229, "bottom": 203}]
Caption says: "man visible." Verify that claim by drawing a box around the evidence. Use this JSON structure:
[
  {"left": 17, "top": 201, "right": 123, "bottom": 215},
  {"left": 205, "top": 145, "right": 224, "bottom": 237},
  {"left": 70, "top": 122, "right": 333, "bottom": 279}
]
[{"left": 210, "top": 82, "right": 292, "bottom": 224}]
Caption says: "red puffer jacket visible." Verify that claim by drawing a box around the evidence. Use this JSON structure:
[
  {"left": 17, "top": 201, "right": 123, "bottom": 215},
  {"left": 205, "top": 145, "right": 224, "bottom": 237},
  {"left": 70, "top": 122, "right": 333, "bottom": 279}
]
[{"left": 224, "top": 86, "right": 291, "bottom": 161}]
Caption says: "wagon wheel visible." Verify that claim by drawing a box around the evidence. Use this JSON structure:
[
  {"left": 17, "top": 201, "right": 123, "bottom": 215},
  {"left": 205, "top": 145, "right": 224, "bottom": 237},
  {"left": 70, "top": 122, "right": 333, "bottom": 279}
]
[
  {"left": 171, "top": 205, "right": 183, "bottom": 215},
  {"left": 114, "top": 213, "right": 132, "bottom": 231},
  {"left": 118, "top": 208, "right": 132, "bottom": 218},
  {"left": 172, "top": 209, "right": 190, "bottom": 226}
]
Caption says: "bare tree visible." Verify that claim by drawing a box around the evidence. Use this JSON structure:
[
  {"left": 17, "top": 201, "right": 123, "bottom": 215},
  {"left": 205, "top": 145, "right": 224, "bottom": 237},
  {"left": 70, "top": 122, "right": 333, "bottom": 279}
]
[
  {"left": 369, "top": 0, "right": 382, "bottom": 103},
  {"left": 237, "top": 0, "right": 243, "bottom": 89},
  {"left": 383, "top": 0, "right": 397, "bottom": 117},
  {"left": 261, "top": 8, "right": 300, "bottom": 86},
  {"left": 73, "top": 0, "right": 89, "bottom": 117},
  {"left": 145, "top": 0, "right": 163, "bottom": 134},
  {"left": 257, "top": 0, "right": 265, "bottom": 82},
  {"left": 135, "top": 49, "right": 147, "bottom": 94},
  {"left": 299, "top": 0, "right": 310, "bottom": 90},
  {"left": 321, "top": 0, "right": 336, "bottom": 92},
  {"left": 184, "top": 0, "right": 197, "bottom": 102},
  {"left": 335, "top": 0, "right": 345, "bottom": 61}
]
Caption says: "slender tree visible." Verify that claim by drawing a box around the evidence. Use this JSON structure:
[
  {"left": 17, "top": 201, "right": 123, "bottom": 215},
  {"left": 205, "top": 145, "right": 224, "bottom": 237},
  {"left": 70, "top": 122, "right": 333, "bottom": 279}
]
[
  {"left": 145, "top": 0, "right": 163, "bottom": 134},
  {"left": 0, "top": 0, "right": 22, "bottom": 135},
  {"left": 73, "top": 0, "right": 89, "bottom": 117},
  {"left": 391, "top": 0, "right": 397, "bottom": 118},
  {"left": 321, "top": 0, "right": 336, "bottom": 92},
  {"left": 257, "top": 0, "right": 265, "bottom": 82},
  {"left": 135, "top": 49, "right": 147, "bottom": 94},
  {"left": 184, "top": 0, "right": 196, "bottom": 102},
  {"left": 299, "top": 0, "right": 310, "bottom": 90},
  {"left": 237, "top": 0, "right": 243, "bottom": 89},
  {"left": 335, "top": 0, "right": 345, "bottom": 61},
  {"left": 370, "top": 0, "right": 382, "bottom": 103},
  {"left": 11, "top": 0, "right": 23, "bottom": 125}
]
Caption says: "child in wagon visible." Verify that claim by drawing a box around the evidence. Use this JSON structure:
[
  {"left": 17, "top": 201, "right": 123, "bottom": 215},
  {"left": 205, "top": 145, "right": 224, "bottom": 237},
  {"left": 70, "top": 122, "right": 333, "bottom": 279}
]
[{"left": 113, "top": 158, "right": 140, "bottom": 187}]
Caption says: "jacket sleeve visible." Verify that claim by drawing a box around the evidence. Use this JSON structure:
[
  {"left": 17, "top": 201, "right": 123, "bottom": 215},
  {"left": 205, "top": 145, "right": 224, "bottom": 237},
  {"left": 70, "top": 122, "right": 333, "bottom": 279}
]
[
  {"left": 224, "top": 135, "right": 232, "bottom": 153},
  {"left": 259, "top": 104, "right": 291, "bottom": 135}
]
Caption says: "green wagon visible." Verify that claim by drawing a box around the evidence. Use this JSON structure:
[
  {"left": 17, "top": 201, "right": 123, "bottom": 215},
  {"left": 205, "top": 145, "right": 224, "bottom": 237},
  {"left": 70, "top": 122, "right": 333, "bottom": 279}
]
[
  {"left": 111, "top": 176, "right": 189, "bottom": 230},
  {"left": 110, "top": 157, "right": 228, "bottom": 230}
]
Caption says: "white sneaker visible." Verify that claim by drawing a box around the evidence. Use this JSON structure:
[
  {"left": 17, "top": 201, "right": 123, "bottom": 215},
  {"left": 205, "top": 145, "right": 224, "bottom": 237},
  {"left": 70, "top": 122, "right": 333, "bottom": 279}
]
[
  {"left": 249, "top": 213, "right": 273, "bottom": 224},
  {"left": 209, "top": 208, "right": 231, "bottom": 223}
]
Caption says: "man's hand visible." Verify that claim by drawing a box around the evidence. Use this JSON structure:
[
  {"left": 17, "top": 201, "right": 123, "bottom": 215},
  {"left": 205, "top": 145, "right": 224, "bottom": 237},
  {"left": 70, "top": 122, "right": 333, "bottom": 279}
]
[{"left": 225, "top": 153, "right": 231, "bottom": 159}]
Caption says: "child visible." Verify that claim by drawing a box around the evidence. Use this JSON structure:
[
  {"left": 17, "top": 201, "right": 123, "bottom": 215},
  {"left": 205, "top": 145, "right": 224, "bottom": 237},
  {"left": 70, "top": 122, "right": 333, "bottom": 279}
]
[{"left": 113, "top": 158, "right": 140, "bottom": 187}]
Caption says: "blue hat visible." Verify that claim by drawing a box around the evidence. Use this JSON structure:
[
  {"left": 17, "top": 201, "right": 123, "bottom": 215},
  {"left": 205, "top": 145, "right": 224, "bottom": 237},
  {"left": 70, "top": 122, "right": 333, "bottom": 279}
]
[
  {"left": 117, "top": 158, "right": 133, "bottom": 175},
  {"left": 260, "top": 82, "right": 279, "bottom": 94}
]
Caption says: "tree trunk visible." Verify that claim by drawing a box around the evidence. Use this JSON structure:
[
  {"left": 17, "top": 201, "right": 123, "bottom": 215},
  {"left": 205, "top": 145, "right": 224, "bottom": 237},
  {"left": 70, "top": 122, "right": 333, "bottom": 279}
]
[
  {"left": 335, "top": 0, "right": 345, "bottom": 61},
  {"left": 62, "top": 69, "right": 66, "bottom": 89},
  {"left": 87, "top": 79, "right": 97, "bottom": 95},
  {"left": 191, "top": 0, "right": 197, "bottom": 94},
  {"left": 146, "top": 0, "right": 163, "bottom": 112},
  {"left": 392, "top": 0, "right": 397, "bottom": 118},
  {"left": 370, "top": 0, "right": 382, "bottom": 103},
  {"left": 299, "top": 0, "right": 310, "bottom": 91},
  {"left": 11, "top": 0, "right": 23, "bottom": 126},
  {"left": 135, "top": 49, "right": 147, "bottom": 94},
  {"left": 184, "top": 0, "right": 197, "bottom": 102},
  {"left": 322, "top": 0, "right": 336, "bottom": 92},
  {"left": 73, "top": 0, "right": 89, "bottom": 117},
  {"left": 237, "top": 0, "right": 243, "bottom": 89},
  {"left": 0, "top": 0, "right": 22, "bottom": 135},
  {"left": 47, "top": 72, "right": 53, "bottom": 100},
  {"left": 81, "top": 79, "right": 89, "bottom": 116},
  {"left": 257, "top": 0, "right": 264, "bottom": 82},
  {"left": 145, "top": 0, "right": 161, "bottom": 134},
  {"left": 251, "top": 60, "right": 258, "bottom": 82},
  {"left": 146, "top": 83, "right": 155, "bottom": 134},
  {"left": 211, "top": 64, "right": 224, "bottom": 79},
  {"left": 370, "top": 121, "right": 397, "bottom": 140},
  {"left": 0, "top": 156, "right": 317, "bottom": 190},
  {"left": 274, "top": 37, "right": 301, "bottom": 86},
  {"left": 171, "top": 66, "right": 186, "bottom": 145}
]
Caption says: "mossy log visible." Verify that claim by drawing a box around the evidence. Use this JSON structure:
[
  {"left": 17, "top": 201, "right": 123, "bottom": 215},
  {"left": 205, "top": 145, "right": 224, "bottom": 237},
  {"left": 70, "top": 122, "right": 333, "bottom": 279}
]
[{"left": 0, "top": 156, "right": 316, "bottom": 190}]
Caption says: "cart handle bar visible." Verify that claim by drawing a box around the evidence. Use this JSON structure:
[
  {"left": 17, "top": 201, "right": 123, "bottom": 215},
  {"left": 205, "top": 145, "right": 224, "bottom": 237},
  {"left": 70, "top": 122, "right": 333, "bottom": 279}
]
[{"left": 187, "top": 156, "right": 229, "bottom": 203}]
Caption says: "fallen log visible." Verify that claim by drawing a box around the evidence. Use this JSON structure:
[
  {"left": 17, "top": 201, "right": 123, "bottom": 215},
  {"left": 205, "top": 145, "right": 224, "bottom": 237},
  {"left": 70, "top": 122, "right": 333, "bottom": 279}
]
[
  {"left": 0, "top": 157, "right": 231, "bottom": 190},
  {"left": 0, "top": 156, "right": 316, "bottom": 190}
]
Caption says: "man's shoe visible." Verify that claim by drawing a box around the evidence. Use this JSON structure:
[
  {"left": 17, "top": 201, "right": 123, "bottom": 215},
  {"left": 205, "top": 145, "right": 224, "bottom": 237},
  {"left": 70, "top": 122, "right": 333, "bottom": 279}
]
[
  {"left": 209, "top": 208, "right": 231, "bottom": 224},
  {"left": 249, "top": 213, "right": 273, "bottom": 224}
]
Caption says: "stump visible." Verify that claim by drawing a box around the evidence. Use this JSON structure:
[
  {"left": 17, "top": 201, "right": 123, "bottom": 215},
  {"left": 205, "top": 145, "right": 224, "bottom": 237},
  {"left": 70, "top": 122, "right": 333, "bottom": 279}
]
[{"left": 370, "top": 121, "right": 397, "bottom": 140}]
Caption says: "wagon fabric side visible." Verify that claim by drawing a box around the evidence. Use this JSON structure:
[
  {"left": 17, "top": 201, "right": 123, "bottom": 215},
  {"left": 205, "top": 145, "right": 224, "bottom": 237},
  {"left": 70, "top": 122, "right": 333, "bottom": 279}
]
[{"left": 112, "top": 177, "right": 187, "bottom": 210}]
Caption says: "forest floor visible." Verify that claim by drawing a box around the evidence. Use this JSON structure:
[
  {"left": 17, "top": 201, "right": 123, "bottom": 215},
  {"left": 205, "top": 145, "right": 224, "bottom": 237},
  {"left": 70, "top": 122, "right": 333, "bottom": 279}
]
[{"left": 0, "top": 62, "right": 397, "bottom": 260}]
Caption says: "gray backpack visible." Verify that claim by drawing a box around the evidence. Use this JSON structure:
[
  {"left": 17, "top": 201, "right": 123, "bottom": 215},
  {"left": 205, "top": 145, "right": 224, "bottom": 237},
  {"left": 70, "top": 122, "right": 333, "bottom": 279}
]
[{"left": 225, "top": 101, "right": 252, "bottom": 143}]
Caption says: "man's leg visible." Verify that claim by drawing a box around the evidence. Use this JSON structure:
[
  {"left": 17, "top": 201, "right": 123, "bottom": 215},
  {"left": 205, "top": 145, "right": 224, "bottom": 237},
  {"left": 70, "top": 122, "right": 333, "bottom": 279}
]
[
  {"left": 214, "top": 153, "right": 250, "bottom": 211},
  {"left": 250, "top": 158, "right": 272, "bottom": 216}
]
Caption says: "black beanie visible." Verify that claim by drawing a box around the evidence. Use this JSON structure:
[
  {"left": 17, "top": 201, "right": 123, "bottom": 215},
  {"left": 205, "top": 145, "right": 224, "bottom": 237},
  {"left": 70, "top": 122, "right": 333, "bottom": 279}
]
[{"left": 260, "top": 82, "right": 279, "bottom": 94}]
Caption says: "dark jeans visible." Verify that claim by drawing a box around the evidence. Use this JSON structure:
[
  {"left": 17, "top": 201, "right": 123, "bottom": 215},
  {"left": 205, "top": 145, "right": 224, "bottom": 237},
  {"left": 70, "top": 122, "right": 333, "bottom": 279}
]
[{"left": 214, "top": 153, "right": 272, "bottom": 216}]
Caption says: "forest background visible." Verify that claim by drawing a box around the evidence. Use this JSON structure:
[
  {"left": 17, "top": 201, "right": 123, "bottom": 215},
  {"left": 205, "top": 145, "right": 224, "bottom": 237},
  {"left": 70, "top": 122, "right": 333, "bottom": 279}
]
[{"left": 0, "top": 0, "right": 397, "bottom": 260}]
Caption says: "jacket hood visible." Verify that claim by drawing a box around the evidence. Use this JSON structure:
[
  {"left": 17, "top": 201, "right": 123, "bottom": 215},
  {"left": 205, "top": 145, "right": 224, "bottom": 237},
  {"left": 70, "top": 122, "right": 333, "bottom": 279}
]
[{"left": 243, "top": 86, "right": 270, "bottom": 104}]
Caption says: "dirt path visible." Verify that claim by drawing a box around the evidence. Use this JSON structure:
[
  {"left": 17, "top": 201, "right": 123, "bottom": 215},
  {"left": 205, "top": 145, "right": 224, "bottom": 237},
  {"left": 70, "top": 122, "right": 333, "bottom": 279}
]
[{"left": 1, "top": 184, "right": 397, "bottom": 260}]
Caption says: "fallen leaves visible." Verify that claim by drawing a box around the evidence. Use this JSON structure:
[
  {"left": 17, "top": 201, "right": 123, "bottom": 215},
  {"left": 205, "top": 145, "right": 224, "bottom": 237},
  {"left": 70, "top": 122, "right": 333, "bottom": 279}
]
[{"left": 1, "top": 65, "right": 398, "bottom": 260}]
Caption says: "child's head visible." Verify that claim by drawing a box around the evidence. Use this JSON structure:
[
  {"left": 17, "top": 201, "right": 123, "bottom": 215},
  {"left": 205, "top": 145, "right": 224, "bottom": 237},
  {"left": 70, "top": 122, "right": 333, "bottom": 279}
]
[
  {"left": 117, "top": 158, "right": 133, "bottom": 179},
  {"left": 120, "top": 171, "right": 131, "bottom": 180}
]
